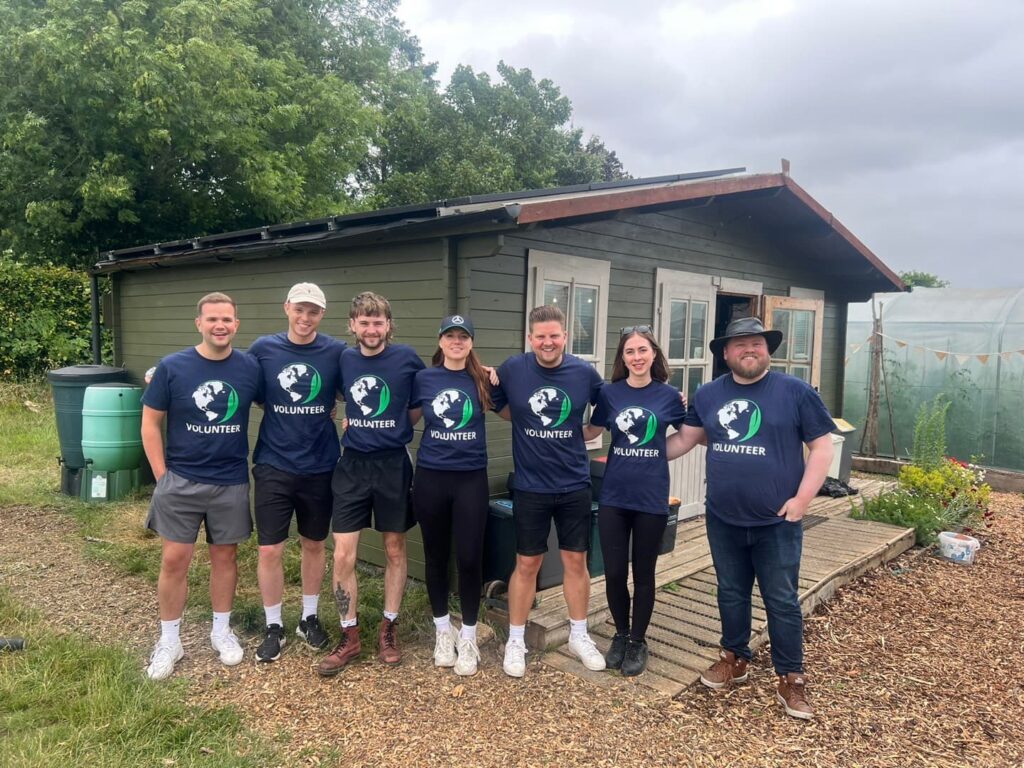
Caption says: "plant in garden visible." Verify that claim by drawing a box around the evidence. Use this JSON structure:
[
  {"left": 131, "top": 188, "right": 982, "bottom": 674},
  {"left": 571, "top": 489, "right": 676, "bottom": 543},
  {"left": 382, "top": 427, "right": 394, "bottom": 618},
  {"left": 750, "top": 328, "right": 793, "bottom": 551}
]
[
  {"left": 910, "top": 395, "right": 950, "bottom": 470},
  {"left": 850, "top": 488, "right": 951, "bottom": 546}
]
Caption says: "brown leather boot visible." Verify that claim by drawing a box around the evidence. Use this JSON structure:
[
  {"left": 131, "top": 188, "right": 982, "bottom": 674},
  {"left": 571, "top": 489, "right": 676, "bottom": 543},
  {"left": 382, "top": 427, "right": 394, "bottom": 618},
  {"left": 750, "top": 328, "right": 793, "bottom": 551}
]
[
  {"left": 700, "top": 648, "right": 750, "bottom": 689},
  {"left": 378, "top": 617, "right": 401, "bottom": 664},
  {"left": 776, "top": 672, "right": 814, "bottom": 719},
  {"left": 316, "top": 626, "right": 361, "bottom": 677}
]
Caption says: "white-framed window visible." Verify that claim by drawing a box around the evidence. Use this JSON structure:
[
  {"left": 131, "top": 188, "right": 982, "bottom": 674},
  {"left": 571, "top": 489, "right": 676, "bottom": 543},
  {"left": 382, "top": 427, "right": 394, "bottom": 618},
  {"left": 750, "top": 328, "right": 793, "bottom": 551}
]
[
  {"left": 656, "top": 268, "right": 716, "bottom": 399},
  {"left": 526, "top": 250, "right": 611, "bottom": 448},
  {"left": 764, "top": 296, "right": 824, "bottom": 388}
]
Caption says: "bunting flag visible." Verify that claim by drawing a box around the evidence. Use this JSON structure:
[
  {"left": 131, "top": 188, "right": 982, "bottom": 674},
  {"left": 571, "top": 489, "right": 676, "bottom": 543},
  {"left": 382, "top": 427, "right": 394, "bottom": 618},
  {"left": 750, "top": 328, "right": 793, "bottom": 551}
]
[{"left": 842, "top": 330, "right": 1024, "bottom": 365}]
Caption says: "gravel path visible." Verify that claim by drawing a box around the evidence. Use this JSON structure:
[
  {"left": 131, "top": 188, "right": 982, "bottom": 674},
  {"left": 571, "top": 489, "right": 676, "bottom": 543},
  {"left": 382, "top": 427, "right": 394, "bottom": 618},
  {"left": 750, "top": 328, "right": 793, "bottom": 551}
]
[{"left": 1, "top": 495, "right": 1022, "bottom": 767}]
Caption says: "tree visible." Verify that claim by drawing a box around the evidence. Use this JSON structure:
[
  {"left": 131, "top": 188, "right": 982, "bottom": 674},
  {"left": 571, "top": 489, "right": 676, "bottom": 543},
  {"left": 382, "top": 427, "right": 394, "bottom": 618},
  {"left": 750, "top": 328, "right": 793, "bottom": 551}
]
[
  {"left": 365, "top": 62, "right": 629, "bottom": 208},
  {"left": 899, "top": 270, "right": 949, "bottom": 289},
  {"left": 0, "top": 0, "right": 377, "bottom": 267}
]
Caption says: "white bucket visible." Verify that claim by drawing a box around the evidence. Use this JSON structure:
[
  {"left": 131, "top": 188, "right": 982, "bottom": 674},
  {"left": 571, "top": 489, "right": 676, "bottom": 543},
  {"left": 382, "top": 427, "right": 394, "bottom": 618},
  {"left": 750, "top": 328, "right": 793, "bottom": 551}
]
[{"left": 937, "top": 531, "right": 980, "bottom": 565}]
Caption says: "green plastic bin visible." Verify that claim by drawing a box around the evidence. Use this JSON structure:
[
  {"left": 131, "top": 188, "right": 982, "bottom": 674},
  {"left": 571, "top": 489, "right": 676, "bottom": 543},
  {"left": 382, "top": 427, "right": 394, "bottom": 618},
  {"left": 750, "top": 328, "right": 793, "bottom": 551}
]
[
  {"left": 82, "top": 384, "right": 143, "bottom": 471},
  {"left": 47, "top": 365, "right": 131, "bottom": 471}
]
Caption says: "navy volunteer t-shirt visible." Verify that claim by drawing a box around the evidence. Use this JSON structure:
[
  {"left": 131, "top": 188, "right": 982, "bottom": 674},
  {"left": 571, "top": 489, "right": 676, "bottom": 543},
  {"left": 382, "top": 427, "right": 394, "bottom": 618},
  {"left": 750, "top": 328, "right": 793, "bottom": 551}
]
[
  {"left": 248, "top": 332, "right": 346, "bottom": 475},
  {"left": 339, "top": 343, "right": 425, "bottom": 453},
  {"left": 412, "top": 366, "right": 492, "bottom": 471},
  {"left": 591, "top": 379, "right": 686, "bottom": 514},
  {"left": 492, "top": 353, "right": 603, "bottom": 494},
  {"left": 142, "top": 347, "right": 262, "bottom": 485},
  {"left": 685, "top": 371, "right": 834, "bottom": 526}
]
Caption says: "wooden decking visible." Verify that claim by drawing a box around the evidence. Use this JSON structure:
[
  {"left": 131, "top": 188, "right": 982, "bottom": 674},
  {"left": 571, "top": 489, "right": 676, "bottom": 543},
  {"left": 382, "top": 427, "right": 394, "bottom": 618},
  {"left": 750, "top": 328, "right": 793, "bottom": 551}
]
[{"left": 499, "top": 478, "right": 912, "bottom": 696}]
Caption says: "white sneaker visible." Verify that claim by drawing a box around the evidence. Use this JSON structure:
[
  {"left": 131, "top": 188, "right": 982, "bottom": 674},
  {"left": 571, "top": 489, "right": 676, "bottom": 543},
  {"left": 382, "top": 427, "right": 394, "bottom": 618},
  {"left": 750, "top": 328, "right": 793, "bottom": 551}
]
[
  {"left": 433, "top": 626, "right": 458, "bottom": 668},
  {"left": 503, "top": 638, "right": 527, "bottom": 678},
  {"left": 454, "top": 636, "right": 481, "bottom": 677},
  {"left": 146, "top": 638, "right": 184, "bottom": 680},
  {"left": 210, "top": 631, "right": 244, "bottom": 666},
  {"left": 568, "top": 633, "right": 606, "bottom": 671}
]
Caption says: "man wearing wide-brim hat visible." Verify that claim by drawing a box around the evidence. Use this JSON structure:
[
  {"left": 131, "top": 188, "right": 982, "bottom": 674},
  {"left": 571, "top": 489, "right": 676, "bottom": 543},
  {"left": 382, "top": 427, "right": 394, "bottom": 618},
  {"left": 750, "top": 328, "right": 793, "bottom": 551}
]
[{"left": 668, "top": 316, "right": 835, "bottom": 720}]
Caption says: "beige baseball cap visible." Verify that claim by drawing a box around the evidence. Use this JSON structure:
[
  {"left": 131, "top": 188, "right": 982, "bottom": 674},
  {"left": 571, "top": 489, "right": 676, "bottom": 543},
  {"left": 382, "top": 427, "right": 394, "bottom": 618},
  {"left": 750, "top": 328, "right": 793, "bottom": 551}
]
[{"left": 286, "top": 283, "right": 326, "bottom": 309}]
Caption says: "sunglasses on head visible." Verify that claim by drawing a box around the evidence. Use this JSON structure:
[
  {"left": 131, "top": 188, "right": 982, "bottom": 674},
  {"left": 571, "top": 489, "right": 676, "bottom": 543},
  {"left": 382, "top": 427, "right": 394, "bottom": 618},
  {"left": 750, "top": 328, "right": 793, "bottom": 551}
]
[{"left": 620, "top": 325, "right": 653, "bottom": 336}]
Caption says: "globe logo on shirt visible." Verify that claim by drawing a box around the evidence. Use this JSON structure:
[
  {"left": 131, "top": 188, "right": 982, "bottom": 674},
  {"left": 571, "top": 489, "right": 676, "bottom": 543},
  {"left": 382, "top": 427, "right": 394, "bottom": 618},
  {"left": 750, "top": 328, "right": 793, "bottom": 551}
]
[
  {"left": 430, "top": 388, "right": 473, "bottom": 430},
  {"left": 277, "top": 363, "right": 322, "bottom": 404},
  {"left": 350, "top": 375, "right": 391, "bottom": 417},
  {"left": 192, "top": 380, "right": 239, "bottom": 424},
  {"left": 528, "top": 387, "right": 572, "bottom": 428},
  {"left": 615, "top": 407, "right": 658, "bottom": 446},
  {"left": 717, "top": 399, "right": 762, "bottom": 442}
]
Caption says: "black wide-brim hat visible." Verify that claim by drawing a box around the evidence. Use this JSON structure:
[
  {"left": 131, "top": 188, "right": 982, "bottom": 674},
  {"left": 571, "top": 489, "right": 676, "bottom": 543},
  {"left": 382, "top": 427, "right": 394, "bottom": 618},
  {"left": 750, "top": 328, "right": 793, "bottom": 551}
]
[{"left": 709, "top": 317, "right": 783, "bottom": 357}]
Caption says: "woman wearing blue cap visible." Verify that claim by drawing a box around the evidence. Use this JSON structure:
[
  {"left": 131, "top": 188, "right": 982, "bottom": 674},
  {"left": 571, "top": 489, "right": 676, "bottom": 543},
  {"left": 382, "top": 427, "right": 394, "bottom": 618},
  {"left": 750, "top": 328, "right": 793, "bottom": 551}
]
[
  {"left": 583, "top": 326, "right": 686, "bottom": 677},
  {"left": 409, "top": 315, "right": 495, "bottom": 676}
]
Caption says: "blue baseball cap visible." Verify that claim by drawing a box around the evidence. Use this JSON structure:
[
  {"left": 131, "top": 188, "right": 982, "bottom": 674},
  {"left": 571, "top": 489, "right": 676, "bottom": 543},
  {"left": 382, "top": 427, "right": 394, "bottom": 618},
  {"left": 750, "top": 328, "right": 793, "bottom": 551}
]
[{"left": 439, "top": 314, "right": 475, "bottom": 338}]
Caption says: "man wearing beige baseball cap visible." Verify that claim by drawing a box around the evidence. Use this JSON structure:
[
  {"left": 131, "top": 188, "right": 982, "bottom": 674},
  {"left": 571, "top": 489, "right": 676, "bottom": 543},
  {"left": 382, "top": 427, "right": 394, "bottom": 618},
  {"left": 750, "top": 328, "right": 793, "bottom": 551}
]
[{"left": 247, "top": 283, "right": 347, "bottom": 663}]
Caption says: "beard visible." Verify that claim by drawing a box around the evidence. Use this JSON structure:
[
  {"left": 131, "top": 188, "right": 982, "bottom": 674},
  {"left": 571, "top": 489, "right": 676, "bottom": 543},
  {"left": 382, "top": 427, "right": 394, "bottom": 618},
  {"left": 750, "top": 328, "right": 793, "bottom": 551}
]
[{"left": 727, "top": 354, "right": 770, "bottom": 381}]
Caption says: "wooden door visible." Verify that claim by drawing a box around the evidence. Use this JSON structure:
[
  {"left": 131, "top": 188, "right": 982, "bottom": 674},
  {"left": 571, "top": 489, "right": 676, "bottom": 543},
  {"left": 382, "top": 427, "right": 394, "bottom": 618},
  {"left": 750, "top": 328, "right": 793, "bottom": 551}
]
[{"left": 763, "top": 296, "right": 824, "bottom": 389}]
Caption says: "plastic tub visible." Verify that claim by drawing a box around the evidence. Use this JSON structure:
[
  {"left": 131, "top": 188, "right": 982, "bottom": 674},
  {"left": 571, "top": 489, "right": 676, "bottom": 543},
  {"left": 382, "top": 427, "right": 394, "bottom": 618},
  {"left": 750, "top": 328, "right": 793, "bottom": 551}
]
[{"left": 937, "top": 531, "right": 980, "bottom": 565}]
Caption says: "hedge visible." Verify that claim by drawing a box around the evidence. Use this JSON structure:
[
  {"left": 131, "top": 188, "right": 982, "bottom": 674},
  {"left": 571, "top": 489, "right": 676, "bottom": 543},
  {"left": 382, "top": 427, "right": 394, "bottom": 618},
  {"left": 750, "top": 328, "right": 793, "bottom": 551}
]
[{"left": 0, "top": 260, "right": 101, "bottom": 378}]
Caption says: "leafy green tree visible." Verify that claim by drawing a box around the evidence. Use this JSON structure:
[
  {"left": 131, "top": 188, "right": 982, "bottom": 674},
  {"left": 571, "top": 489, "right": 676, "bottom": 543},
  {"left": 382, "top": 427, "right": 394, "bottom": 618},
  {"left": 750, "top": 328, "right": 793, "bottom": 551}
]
[
  {"left": 366, "top": 62, "right": 629, "bottom": 207},
  {"left": 0, "top": 0, "right": 376, "bottom": 267},
  {"left": 899, "top": 270, "right": 949, "bottom": 289}
]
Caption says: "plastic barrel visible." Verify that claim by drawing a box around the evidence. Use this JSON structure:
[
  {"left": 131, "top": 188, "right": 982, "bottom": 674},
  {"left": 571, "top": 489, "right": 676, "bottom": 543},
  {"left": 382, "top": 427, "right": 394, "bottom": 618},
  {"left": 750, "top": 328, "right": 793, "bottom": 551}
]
[
  {"left": 47, "top": 365, "right": 131, "bottom": 469},
  {"left": 81, "top": 384, "right": 144, "bottom": 471}
]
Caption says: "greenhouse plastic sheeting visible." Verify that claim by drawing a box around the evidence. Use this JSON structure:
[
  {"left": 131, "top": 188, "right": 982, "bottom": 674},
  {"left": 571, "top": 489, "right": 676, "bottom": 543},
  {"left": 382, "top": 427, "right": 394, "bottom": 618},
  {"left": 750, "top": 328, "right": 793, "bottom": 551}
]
[{"left": 844, "top": 287, "right": 1024, "bottom": 471}]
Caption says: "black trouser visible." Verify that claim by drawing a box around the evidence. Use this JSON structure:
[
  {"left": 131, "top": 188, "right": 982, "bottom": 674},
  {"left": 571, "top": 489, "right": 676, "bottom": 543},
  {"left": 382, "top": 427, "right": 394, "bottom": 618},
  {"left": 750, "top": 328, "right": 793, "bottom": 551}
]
[
  {"left": 412, "top": 466, "right": 489, "bottom": 626},
  {"left": 598, "top": 505, "right": 667, "bottom": 643}
]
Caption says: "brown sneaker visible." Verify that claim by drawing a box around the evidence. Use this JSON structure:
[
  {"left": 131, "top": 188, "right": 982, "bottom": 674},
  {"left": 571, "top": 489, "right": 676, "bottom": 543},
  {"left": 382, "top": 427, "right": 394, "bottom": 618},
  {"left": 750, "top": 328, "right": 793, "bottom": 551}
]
[
  {"left": 378, "top": 617, "right": 400, "bottom": 664},
  {"left": 700, "top": 648, "right": 750, "bottom": 689},
  {"left": 316, "top": 626, "right": 361, "bottom": 677},
  {"left": 777, "top": 672, "right": 814, "bottom": 719}
]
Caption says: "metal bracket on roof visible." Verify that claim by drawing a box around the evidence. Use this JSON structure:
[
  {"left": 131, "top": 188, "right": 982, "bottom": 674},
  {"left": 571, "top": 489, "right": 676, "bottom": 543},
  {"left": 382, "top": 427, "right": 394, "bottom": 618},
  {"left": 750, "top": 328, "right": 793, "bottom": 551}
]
[
  {"left": 260, "top": 227, "right": 271, "bottom": 240},
  {"left": 190, "top": 239, "right": 201, "bottom": 250}
]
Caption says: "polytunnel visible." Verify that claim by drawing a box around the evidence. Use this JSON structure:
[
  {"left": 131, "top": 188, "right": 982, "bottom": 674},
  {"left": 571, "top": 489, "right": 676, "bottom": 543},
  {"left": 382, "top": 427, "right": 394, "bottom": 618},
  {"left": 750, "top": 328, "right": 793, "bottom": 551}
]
[{"left": 844, "top": 287, "right": 1024, "bottom": 471}]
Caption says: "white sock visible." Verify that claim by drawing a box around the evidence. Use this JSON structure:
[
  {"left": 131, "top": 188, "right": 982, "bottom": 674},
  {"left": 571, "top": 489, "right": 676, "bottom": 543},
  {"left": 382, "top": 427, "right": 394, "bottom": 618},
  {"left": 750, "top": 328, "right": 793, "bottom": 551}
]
[
  {"left": 383, "top": 610, "right": 399, "bottom": 622},
  {"left": 460, "top": 623, "right": 477, "bottom": 642},
  {"left": 160, "top": 618, "right": 181, "bottom": 645},
  {"left": 433, "top": 614, "right": 451, "bottom": 633},
  {"left": 341, "top": 617, "right": 358, "bottom": 629},
  {"left": 569, "top": 618, "right": 589, "bottom": 640},
  {"left": 509, "top": 624, "right": 526, "bottom": 644},
  {"left": 263, "top": 603, "right": 283, "bottom": 627},
  {"left": 211, "top": 611, "right": 231, "bottom": 637},
  {"left": 301, "top": 594, "right": 319, "bottom": 619}
]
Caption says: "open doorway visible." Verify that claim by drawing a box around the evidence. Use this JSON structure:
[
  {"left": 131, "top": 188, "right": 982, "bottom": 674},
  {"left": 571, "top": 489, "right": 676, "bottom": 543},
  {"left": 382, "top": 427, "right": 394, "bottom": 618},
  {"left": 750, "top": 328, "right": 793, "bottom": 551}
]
[{"left": 712, "top": 293, "right": 759, "bottom": 379}]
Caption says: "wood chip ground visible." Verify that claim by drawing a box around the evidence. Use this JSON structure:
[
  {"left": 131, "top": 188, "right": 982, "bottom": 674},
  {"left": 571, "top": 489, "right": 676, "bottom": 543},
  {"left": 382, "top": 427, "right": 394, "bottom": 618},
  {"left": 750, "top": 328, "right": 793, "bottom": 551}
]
[{"left": 1, "top": 492, "right": 1022, "bottom": 767}]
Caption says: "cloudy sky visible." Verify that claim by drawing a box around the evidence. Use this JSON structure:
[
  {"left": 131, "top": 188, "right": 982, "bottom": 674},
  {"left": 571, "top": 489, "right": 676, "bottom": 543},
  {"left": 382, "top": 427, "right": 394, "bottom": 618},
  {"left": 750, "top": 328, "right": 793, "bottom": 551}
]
[{"left": 396, "top": 0, "right": 1023, "bottom": 288}]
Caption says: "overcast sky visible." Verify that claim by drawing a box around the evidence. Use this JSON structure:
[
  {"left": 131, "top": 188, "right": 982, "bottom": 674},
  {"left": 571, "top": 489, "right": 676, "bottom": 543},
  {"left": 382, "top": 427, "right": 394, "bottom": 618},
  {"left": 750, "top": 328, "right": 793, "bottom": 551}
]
[{"left": 396, "top": 0, "right": 1023, "bottom": 288}]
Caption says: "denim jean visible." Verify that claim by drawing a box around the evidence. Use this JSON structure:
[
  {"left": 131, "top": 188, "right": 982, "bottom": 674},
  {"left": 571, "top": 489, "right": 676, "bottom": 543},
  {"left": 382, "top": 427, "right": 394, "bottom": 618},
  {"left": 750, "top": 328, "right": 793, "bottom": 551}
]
[{"left": 704, "top": 512, "right": 804, "bottom": 674}]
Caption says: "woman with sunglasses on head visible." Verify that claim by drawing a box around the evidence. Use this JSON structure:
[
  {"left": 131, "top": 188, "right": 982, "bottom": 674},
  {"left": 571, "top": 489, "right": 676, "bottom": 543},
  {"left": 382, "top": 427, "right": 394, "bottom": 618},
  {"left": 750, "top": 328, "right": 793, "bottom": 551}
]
[
  {"left": 409, "top": 315, "right": 496, "bottom": 676},
  {"left": 583, "top": 326, "right": 687, "bottom": 676}
]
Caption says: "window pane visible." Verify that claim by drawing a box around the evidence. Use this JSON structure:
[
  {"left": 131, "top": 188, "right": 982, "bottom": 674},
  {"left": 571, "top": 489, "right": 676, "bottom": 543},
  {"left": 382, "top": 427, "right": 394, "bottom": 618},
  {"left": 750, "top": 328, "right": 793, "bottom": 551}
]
[
  {"left": 669, "top": 368, "right": 684, "bottom": 391},
  {"left": 790, "top": 310, "right": 813, "bottom": 361},
  {"left": 771, "top": 309, "right": 790, "bottom": 359},
  {"left": 770, "top": 364, "right": 787, "bottom": 374},
  {"left": 544, "top": 282, "right": 569, "bottom": 311},
  {"left": 689, "top": 301, "right": 707, "bottom": 360},
  {"left": 669, "top": 300, "right": 688, "bottom": 359},
  {"left": 790, "top": 364, "right": 810, "bottom": 382},
  {"left": 687, "top": 366, "right": 704, "bottom": 397},
  {"left": 572, "top": 285, "right": 597, "bottom": 356}
]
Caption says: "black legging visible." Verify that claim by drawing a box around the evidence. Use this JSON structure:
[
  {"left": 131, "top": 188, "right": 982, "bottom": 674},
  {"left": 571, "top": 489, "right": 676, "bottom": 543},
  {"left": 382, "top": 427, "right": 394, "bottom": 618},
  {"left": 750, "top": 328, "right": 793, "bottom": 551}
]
[
  {"left": 598, "top": 505, "right": 667, "bottom": 643},
  {"left": 412, "top": 466, "right": 489, "bottom": 626}
]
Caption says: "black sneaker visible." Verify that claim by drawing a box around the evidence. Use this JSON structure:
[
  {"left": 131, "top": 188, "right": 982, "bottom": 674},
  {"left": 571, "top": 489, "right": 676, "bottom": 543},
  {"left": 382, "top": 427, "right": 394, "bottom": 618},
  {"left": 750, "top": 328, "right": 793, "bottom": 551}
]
[
  {"left": 297, "top": 615, "right": 330, "bottom": 650},
  {"left": 621, "top": 639, "right": 649, "bottom": 677},
  {"left": 256, "top": 624, "right": 286, "bottom": 663},
  {"left": 605, "top": 633, "right": 629, "bottom": 670}
]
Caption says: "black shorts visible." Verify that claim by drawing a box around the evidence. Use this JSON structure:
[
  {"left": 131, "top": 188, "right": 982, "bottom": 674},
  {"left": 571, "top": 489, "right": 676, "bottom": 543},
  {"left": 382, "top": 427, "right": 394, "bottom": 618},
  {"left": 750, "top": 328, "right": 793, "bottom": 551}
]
[
  {"left": 513, "top": 488, "right": 592, "bottom": 556},
  {"left": 253, "top": 464, "right": 333, "bottom": 546},
  {"left": 331, "top": 448, "right": 415, "bottom": 534}
]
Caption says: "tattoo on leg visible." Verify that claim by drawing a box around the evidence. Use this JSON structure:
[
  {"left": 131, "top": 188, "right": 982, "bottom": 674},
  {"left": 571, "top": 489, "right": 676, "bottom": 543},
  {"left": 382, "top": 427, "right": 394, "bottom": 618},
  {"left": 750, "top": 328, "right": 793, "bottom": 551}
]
[{"left": 334, "top": 585, "right": 352, "bottom": 618}]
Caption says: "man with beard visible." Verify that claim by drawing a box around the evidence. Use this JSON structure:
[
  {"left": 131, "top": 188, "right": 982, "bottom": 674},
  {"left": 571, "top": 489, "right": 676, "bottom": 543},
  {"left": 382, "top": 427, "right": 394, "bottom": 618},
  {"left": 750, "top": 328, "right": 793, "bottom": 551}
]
[
  {"left": 668, "top": 317, "right": 834, "bottom": 720},
  {"left": 318, "top": 292, "right": 424, "bottom": 675}
]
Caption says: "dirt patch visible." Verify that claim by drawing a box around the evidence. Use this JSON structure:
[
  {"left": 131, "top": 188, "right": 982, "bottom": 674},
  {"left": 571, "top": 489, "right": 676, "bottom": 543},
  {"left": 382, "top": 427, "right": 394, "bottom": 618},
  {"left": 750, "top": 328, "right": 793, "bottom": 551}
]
[{"left": 1, "top": 495, "right": 1022, "bottom": 767}]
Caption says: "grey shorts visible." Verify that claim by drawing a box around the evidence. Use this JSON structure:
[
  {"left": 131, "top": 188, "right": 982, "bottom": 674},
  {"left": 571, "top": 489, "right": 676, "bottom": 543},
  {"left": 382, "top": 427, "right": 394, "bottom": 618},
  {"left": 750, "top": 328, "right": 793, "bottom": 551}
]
[{"left": 146, "top": 469, "right": 252, "bottom": 545}]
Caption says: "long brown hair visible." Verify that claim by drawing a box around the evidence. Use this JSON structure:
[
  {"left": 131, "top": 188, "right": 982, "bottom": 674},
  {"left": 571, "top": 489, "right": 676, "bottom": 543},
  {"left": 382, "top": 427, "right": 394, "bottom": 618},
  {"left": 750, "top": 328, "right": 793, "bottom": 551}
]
[
  {"left": 610, "top": 330, "right": 671, "bottom": 383},
  {"left": 431, "top": 346, "right": 493, "bottom": 411}
]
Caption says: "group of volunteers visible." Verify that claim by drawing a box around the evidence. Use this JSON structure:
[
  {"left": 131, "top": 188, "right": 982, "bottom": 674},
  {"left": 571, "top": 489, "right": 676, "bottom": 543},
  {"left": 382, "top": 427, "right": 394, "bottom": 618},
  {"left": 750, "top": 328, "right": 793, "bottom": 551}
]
[{"left": 140, "top": 282, "right": 834, "bottom": 720}]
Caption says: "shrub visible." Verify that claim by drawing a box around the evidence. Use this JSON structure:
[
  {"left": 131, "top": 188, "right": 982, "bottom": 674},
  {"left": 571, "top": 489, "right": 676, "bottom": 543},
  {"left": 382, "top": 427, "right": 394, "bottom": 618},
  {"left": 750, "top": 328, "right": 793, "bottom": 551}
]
[
  {"left": 910, "top": 394, "right": 951, "bottom": 470},
  {"left": 898, "top": 458, "right": 990, "bottom": 528},
  {"left": 850, "top": 489, "right": 956, "bottom": 546},
  {"left": 0, "top": 259, "right": 108, "bottom": 378}
]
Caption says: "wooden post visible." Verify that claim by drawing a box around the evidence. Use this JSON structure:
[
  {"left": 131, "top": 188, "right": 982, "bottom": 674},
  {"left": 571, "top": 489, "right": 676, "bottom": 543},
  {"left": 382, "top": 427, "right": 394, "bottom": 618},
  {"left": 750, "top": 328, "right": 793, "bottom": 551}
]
[{"left": 859, "top": 298, "right": 880, "bottom": 455}]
